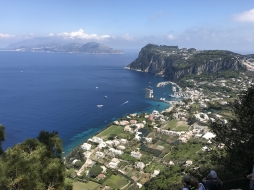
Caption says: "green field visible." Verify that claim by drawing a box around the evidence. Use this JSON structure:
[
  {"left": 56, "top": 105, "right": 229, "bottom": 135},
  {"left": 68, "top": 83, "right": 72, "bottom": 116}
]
[
  {"left": 144, "top": 162, "right": 165, "bottom": 173},
  {"left": 97, "top": 125, "right": 124, "bottom": 139},
  {"left": 73, "top": 181, "right": 101, "bottom": 190},
  {"left": 165, "top": 119, "right": 189, "bottom": 131},
  {"left": 103, "top": 174, "right": 129, "bottom": 189},
  {"left": 164, "top": 142, "right": 202, "bottom": 162}
]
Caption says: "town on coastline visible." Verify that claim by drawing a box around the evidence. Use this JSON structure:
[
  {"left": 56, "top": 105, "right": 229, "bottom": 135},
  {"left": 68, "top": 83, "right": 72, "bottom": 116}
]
[{"left": 64, "top": 70, "right": 254, "bottom": 189}]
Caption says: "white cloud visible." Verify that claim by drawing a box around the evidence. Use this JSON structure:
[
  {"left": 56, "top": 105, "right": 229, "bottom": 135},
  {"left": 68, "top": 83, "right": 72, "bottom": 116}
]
[
  {"left": 58, "top": 29, "right": 110, "bottom": 40},
  {"left": 122, "top": 33, "right": 135, "bottom": 41},
  {"left": 233, "top": 8, "right": 254, "bottom": 22},
  {"left": 0, "top": 33, "right": 14, "bottom": 38},
  {"left": 48, "top": 33, "right": 55, "bottom": 37},
  {"left": 167, "top": 34, "right": 175, "bottom": 40}
]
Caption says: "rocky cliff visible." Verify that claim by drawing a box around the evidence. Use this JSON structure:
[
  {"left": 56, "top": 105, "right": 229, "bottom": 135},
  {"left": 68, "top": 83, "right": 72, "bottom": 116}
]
[{"left": 127, "top": 44, "right": 252, "bottom": 81}]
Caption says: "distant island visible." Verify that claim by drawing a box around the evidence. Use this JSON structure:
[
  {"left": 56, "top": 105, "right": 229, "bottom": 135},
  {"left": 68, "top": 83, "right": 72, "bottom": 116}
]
[
  {"left": 127, "top": 44, "right": 254, "bottom": 81},
  {"left": 3, "top": 41, "right": 124, "bottom": 54}
]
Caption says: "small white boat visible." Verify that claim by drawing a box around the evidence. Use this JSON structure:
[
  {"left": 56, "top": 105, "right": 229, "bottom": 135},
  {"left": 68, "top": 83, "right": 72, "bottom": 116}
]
[
  {"left": 96, "top": 87, "right": 98, "bottom": 88},
  {"left": 104, "top": 96, "right": 107, "bottom": 98},
  {"left": 97, "top": 105, "right": 103, "bottom": 108}
]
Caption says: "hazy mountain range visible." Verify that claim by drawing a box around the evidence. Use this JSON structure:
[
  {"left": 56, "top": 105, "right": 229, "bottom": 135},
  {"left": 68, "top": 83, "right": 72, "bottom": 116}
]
[{"left": 4, "top": 39, "right": 124, "bottom": 54}]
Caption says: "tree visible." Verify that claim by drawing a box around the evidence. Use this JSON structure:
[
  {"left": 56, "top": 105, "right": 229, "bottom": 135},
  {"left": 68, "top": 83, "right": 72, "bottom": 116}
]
[
  {"left": 0, "top": 124, "right": 5, "bottom": 155},
  {"left": 0, "top": 131, "right": 67, "bottom": 190},
  {"left": 37, "top": 130, "right": 62, "bottom": 158},
  {"left": 210, "top": 85, "right": 254, "bottom": 176},
  {"left": 89, "top": 165, "right": 103, "bottom": 178}
]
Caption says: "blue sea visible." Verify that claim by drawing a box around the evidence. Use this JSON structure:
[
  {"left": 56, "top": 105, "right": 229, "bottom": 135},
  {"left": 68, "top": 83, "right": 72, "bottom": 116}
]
[{"left": 0, "top": 51, "right": 174, "bottom": 155}]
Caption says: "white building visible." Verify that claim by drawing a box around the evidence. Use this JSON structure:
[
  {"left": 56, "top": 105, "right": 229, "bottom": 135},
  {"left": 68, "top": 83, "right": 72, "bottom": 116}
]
[
  {"left": 120, "top": 120, "right": 129, "bottom": 126},
  {"left": 131, "top": 151, "right": 142, "bottom": 159},
  {"left": 81, "top": 143, "right": 92, "bottom": 150},
  {"left": 96, "top": 151, "right": 105, "bottom": 159},
  {"left": 118, "top": 145, "right": 126, "bottom": 150},
  {"left": 136, "top": 162, "right": 145, "bottom": 170},
  {"left": 203, "top": 132, "right": 216, "bottom": 140},
  {"left": 98, "top": 142, "right": 107, "bottom": 149},
  {"left": 108, "top": 158, "right": 120, "bottom": 169},
  {"left": 120, "top": 138, "right": 128, "bottom": 144},
  {"left": 89, "top": 136, "right": 103, "bottom": 144},
  {"left": 185, "top": 160, "right": 193, "bottom": 166},
  {"left": 109, "top": 148, "right": 123, "bottom": 155},
  {"left": 105, "top": 140, "right": 114, "bottom": 147},
  {"left": 151, "top": 170, "right": 160, "bottom": 177},
  {"left": 145, "top": 137, "right": 153, "bottom": 143},
  {"left": 113, "top": 139, "right": 120, "bottom": 146}
]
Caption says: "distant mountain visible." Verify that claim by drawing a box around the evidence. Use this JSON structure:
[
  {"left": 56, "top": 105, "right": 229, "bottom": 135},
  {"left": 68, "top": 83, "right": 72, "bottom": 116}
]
[{"left": 5, "top": 41, "right": 124, "bottom": 54}]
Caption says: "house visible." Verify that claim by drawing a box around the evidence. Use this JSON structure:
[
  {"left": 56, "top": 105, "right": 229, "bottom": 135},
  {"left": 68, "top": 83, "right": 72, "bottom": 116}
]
[
  {"left": 195, "top": 134, "right": 203, "bottom": 138},
  {"left": 96, "top": 151, "right": 105, "bottom": 159},
  {"left": 203, "top": 132, "right": 216, "bottom": 140},
  {"left": 89, "top": 136, "right": 103, "bottom": 144},
  {"left": 120, "top": 120, "right": 129, "bottom": 126},
  {"left": 185, "top": 160, "right": 193, "bottom": 166},
  {"left": 100, "top": 166, "right": 107, "bottom": 173},
  {"left": 72, "top": 159, "right": 79, "bottom": 165},
  {"left": 105, "top": 140, "right": 114, "bottom": 147},
  {"left": 113, "top": 121, "right": 119, "bottom": 125},
  {"left": 109, "top": 148, "right": 123, "bottom": 155},
  {"left": 134, "top": 123, "right": 145, "bottom": 131},
  {"left": 151, "top": 170, "right": 160, "bottom": 177},
  {"left": 145, "top": 137, "right": 152, "bottom": 143},
  {"left": 81, "top": 143, "right": 92, "bottom": 150},
  {"left": 118, "top": 145, "right": 126, "bottom": 150},
  {"left": 169, "top": 161, "right": 174, "bottom": 165},
  {"left": 149, "top": 114, "right": 154, "bottom": 121},
  {"left": 83, "top": 151, "right": 92, "bottom": 158},
  {"left": 113, "top": 139, "right": 120, "bottom": 146},
  {"left": 130, "top": 113, "right": 137, "bottom": 117},
  {"left": 124, "top": 125, "right": 133, "bottom": 132},
  {"left": 120, "top": 138, "right": 127, "bottom": 144},
  {"left": 130, "top": 120, "right": 137, "bottom": 124},
  {"left": 202, "top": 146, "right": 211, "bottom": 152},
  {"left": 136, "top": 162, "right": 145, "bottom": 170},
  {"left": 136, "top": 183, "right": 142, "bottom": 189},
  {"left": 108, "top": 158, "right": 120, "bottom": 169},
  {"left": 131, "top": 151, "right": 142, "bottom": 159},
  {"left": 97, "top": 174, "right": 105, "bottom": 180},
  {"left": 98, "top": 142, "right": 107, "bottom": 149}
]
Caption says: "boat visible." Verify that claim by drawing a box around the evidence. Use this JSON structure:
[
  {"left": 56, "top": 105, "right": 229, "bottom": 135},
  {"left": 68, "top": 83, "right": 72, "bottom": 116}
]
[
  {"left": 104, "top": 96, "right": 107, "bottom": 98},
  {"left": 168, "top": 93, "right": 181, "bottom": 98},
  {"left": 97, "top": 105, "right": 103, "bottom": 108}
]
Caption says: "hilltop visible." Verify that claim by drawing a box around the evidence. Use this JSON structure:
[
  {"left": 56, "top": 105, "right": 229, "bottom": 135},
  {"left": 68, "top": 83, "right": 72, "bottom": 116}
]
[
  {"left": 127, "top": 44, "right": 254, "bottom": 81},
  {"left": 4, "top": 41, "right": 124, "bottom": 54}
]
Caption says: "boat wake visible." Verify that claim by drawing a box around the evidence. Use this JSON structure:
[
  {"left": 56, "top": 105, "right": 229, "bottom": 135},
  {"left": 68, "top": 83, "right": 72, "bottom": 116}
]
[{"left": 120, "top": 101, "right": 129, "bottom": 106}]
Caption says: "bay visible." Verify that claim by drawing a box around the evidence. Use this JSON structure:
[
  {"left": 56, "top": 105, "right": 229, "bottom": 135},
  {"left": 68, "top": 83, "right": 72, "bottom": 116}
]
[{"left": 0, "top": 51, "right": 174, "bottom": 155}]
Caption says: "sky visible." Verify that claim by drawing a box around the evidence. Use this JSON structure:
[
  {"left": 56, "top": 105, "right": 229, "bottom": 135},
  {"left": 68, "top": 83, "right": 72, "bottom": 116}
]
[{"left": 0, "top": 0, "right": 254, "bottom": 53}]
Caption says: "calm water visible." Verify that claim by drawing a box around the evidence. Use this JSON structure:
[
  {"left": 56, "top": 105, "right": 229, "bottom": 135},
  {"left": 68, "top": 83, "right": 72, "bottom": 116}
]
[{"left": 0, "top": 51, "right": 174, "bottom": 155}]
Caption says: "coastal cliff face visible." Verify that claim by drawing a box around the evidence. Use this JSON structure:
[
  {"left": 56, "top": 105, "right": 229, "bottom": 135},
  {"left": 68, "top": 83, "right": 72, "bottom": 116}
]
[{"left": 127, "top": 44, "right": 251, "bottom": 81}]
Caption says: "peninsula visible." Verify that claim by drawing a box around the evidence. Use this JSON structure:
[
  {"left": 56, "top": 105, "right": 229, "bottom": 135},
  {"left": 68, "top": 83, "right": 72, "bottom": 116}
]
[
  {"left": 4, "top": 41, "right": 124, "bottom": 54},
  {"left": 126, "top": 44, "right": 254, "bottom": 81}
]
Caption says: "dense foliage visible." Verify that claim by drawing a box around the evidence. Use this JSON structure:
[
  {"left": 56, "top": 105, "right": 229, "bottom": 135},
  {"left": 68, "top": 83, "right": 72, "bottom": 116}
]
[
  {"left": 0, "top": 130, "right": 68, "bottom": 190},
  {"left": 210, "top": 85, "right": 254, "bottom": 176},
  {"left": 0, "top": 124, "right": 5, "bottom": 155},
  {"left": 89, "top": 165, "right": 103, "bottom": 178}
]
